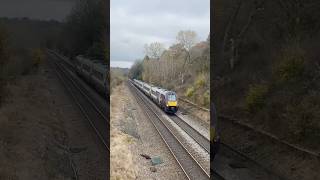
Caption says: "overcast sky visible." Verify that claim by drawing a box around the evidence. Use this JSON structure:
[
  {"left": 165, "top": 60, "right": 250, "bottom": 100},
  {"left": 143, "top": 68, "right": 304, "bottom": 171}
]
[
  {"left": 0, "top": 0, "right": 75, "bottom": 21},
  {"left": 111, "top": 0, "right": 210, "bottom": 68}
]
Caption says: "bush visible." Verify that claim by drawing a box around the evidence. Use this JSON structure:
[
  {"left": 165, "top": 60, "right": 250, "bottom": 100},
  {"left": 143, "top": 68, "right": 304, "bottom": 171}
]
[
  {"left": 274, "top": 45, "right": 305, "bottom": 82},
  {"left": 185, "top": 86, "right": 195, "bottom": 97},
  {"left": 276, "top": 58, "right": 305, "bottom": 82},
  {"left": 31, "top": 48, "right": 45, "bottom": 67},
  {"left": 245, "top": 84, "right": 268, "bottom": 113},
  {"left": 195, "top": 74, "right": 206, "bottom": 88},
  {"left": 202, "top": 90, "right": 210, "bottom": 107}
]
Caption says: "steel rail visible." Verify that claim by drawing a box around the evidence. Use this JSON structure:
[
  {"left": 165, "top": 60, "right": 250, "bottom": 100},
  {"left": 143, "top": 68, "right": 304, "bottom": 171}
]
[{"left": 170, "top": 115, "right": 210, "bottom": 153}]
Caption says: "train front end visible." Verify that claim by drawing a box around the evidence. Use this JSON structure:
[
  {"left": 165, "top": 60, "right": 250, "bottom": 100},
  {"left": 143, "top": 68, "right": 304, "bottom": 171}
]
[{"left": 165, "top": 92, "right": 178, "bottom": 114}]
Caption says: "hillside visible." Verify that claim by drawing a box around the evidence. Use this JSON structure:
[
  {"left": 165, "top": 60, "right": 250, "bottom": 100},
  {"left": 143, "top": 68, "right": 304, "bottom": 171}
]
[{"left": 213, "top": 0, "right": 320, "bottom": 150}]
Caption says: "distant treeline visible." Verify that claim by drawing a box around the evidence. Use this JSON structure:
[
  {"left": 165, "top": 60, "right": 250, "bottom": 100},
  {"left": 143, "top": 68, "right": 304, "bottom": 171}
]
[{"left": 53, "top": 0, "right": 108, "bottom": 63}]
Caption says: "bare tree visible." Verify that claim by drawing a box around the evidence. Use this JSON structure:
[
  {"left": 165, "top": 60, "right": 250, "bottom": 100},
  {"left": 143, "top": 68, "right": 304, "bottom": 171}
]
[
  {"left": 222, "top": 0, "right": 265, "bottom": 70},
  {"left": 176, "top": 30, "right": 198, "bottom": 84},
  {"left": 144, "top": 42, "right": 165, "bottom": 60}
]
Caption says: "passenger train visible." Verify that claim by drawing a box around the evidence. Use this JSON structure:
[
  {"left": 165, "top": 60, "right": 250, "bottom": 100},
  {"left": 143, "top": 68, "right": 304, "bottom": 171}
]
[
  {"left": 132, "top": 79, "right": 178, "bottom": 114},
  {"left": 74, "top": 55, "right": 108, "bottom": 96}
]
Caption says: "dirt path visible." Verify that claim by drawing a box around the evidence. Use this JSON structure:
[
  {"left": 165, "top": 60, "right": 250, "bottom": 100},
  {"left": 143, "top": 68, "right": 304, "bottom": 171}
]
[
  {"left": 110, "top": 82, "right": 186, "bottom": 180},
  {"left": 0, "top": 58, "right": 107, "bottom": 179}
]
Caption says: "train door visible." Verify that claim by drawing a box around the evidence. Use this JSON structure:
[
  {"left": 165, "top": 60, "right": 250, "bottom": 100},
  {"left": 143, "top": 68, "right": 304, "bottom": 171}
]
[{"left": 160, "top": 94, "right": 165, "bottom": 109}]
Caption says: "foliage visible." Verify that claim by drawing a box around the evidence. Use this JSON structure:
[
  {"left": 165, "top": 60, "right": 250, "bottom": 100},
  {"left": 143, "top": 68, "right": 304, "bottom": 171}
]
[
  {"left": 274, "top": 46, "right": 305, "bottom": 83},
  {"left": 245, "top": 84, "right": 269, "bottom": 113},
  {"left": 31, "top": 48, "right": 45, "bottom": 68},
  {"left": 128, "top": 60, "right": 143, "bottom": 80},
  {"left": 110, "top": 68, "right": 128, "bottom": 93},
  {"left": 203, "top": 90, "right": 210, "bottom": 107},
  {"left": 185, "top": 86, "right": 195, "bottom": 97},
  {"left": 195, "top": 73, "right": 206, "bottom": 88},
  {"left": 58, "top": 0, "right": 107, "bottom": 60}
]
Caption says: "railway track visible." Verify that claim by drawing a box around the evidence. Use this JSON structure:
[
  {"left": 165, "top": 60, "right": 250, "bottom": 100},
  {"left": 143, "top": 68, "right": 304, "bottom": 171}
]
[
  {"left": 128, "top": 81, "right": 210, "bottom": 180},
  {"left": 178, "top": 98, "right": 210, "bottom": 112},
  {"left": 48, "top": 51, "right": 109, "bottom": 151},
  {"left": 213, "top": 142, "right": 286, "bottom": 180},
  {"left": 219, "top": 115, "right": 320, "bottom": 158},
  {"left": 168, "top": 115, "right": 209, "bottom": 153}
]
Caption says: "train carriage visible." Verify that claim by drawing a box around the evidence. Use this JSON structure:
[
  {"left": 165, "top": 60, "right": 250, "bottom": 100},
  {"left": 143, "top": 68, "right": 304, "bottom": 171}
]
[
  {"left": 91, "top": 61, "right": 108, "bottom": 94},
  {"left": 75, "top": 55, "right": 108, "bottom": 97}
]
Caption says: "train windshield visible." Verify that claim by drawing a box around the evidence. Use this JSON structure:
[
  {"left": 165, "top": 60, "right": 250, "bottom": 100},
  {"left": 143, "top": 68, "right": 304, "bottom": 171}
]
[{"left": 168, "top": 94, "right": 176, "bottom": 101}]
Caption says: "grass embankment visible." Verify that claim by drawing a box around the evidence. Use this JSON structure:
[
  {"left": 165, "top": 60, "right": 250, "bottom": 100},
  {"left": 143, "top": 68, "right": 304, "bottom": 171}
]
[
  {"left": 0, "top": 25, "right": 45, "bottom": 104},
  {"left": 110, "top": 85, "right": 137, "bottom": 180}
]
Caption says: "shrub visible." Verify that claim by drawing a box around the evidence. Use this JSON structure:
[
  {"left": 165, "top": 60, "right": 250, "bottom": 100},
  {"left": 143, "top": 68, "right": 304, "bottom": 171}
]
[
  {"left": 245, "top": 84, "right": 268, "bottom": 113},
  {"left": 203, "top": 90, "right": 210, "bottom": 107},
  {"left": 31, "top": 48, "right": 45, "bottom": 67},
  {"left": 195, "top": 73, "right": 206, "bottom": 88},
  {"left": 274, "top": 45, "right": 305, "bottom": 82},
  {"left": 276, "top": 58, "right": 305, "bottom": 82},
  {"left": 185, "top": 86, "right": 195, "bottom": 97}
]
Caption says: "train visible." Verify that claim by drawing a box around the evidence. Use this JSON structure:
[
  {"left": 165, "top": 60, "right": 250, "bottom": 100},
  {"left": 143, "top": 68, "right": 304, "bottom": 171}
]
[
  {"left": 74, "top": 55, "right": 108, "bottom": 97},
  {"left": 131, "top": 79, "right": 178, "bottom": 114}
]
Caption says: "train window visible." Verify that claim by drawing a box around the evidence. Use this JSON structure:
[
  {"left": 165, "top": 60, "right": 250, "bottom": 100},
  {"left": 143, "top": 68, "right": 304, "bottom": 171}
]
[{"left": 168, "top": 94, "right": 176, "bottom": 101}]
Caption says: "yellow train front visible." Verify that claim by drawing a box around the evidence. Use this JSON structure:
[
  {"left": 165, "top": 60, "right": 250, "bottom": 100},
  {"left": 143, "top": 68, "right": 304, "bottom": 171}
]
[{"left": 160, "top": 91, "right": 178, "bottom": 114}]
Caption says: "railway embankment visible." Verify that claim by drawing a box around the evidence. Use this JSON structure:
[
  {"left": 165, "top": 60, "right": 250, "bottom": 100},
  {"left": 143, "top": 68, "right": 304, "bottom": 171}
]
[
  {"left": 0, "top": 57, "right": 107, "bottom": 179},
  {"left": 110, "top": 82, "right": 185, "bottom": 180}
]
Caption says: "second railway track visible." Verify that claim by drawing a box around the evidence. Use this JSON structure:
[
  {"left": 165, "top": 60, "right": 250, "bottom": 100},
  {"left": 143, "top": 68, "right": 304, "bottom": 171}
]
[
  {"left": 169, "top": 115, "right": 210, "bottom": 153},
  {"left": 128, "top": 81, "right": 209, "bottom": 180},
  {"left": 48, "top": 51, "right": 109, "bottom": 151}
]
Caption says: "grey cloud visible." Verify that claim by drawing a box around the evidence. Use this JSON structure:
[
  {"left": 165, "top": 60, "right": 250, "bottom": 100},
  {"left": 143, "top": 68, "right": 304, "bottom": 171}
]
[
  {"left": 111, "top": 0, "right": 210, "bottom": 67},
  {"left": 0, "top": 0, "right": 75, "bottom": 21}
]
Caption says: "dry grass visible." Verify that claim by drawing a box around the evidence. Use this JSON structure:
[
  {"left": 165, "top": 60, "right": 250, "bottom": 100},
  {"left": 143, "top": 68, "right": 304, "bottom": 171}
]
[
  {"left": 110, "top": 129, "right": 137, "bottom": 180},
  {"left": 110, "top": 85, "right": 138, "bottom": 180}
]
